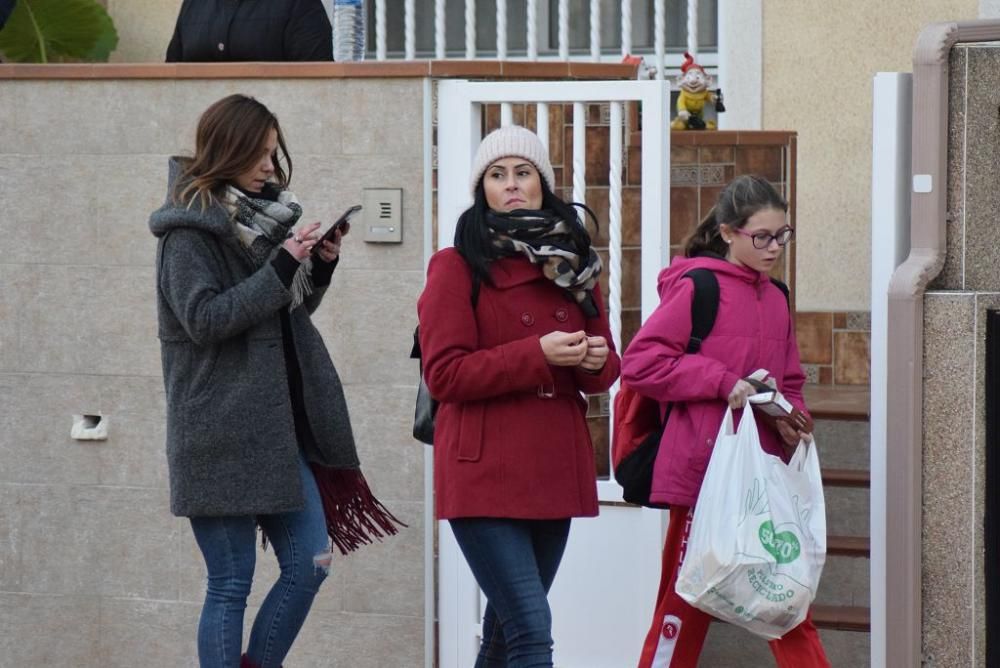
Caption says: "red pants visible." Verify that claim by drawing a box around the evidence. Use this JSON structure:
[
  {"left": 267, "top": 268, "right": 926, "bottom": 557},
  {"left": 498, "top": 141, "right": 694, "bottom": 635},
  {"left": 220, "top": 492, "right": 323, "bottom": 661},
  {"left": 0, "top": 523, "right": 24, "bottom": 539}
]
[{"left": 638, "top": 507, "right": 830, "bottom": 668}]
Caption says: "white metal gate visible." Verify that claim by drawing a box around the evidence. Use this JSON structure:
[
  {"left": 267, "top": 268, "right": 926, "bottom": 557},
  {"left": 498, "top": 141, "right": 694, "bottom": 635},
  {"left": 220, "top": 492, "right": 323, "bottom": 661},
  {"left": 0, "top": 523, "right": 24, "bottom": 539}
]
[{"left": 431, "top": 78, "right": 672, "bottom": 667}]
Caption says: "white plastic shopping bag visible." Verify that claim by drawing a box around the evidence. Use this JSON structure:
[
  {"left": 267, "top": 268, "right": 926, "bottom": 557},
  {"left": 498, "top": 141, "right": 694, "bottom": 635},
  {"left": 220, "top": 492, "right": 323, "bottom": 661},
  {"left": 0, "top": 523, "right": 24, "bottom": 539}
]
[{"left": 675, "top": 406, "right": 827, "bottom": 639}]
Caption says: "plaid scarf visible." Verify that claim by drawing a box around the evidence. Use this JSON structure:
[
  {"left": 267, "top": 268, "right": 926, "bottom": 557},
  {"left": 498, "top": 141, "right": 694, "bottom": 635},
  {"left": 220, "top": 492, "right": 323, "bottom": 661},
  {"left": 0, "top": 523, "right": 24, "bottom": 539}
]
[
  {"left": 486, "top": 208, "right": 602, "bottom": 317},
  {"left": 224, "top": 184, "right": 313, "bottom": 310}
]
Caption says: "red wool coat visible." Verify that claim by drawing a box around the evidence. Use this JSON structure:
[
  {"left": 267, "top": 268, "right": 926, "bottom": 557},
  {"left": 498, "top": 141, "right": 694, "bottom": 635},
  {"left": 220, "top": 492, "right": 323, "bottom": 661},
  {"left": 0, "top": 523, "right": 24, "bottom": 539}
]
[{"left": 417, "top": 248, "right": 621, "bottom": 520}]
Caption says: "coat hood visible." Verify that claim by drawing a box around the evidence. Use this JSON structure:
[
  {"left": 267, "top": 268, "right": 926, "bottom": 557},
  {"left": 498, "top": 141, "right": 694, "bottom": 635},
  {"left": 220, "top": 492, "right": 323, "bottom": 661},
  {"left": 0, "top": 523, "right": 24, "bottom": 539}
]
[
  {"left": 656, "top": 253, "right": 771, "bottom": 298},
  {"left": 148, "top": 157, "right": 234, "bottom": 239}
]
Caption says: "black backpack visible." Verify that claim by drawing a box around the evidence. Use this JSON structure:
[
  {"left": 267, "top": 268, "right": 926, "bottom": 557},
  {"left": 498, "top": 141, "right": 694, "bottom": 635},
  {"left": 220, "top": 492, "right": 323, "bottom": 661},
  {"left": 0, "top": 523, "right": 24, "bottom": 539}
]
[
  {"left": 613, "top": 268, "right": 788, "bottom": 507},
  {"left": 409, "top": 277, "right": 481, "bottom": 444}
]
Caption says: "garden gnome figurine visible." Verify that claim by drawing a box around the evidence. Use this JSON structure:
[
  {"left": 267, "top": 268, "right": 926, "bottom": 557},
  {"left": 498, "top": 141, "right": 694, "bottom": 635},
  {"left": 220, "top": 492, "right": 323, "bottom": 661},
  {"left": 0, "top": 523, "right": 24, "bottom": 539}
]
[{"left": 671, "top": 52, "right": 724, "bottom": 130}]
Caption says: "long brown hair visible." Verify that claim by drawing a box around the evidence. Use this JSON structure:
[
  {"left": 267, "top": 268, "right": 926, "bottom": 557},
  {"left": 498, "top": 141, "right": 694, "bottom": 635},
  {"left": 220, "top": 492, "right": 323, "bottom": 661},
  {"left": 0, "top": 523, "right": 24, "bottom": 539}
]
[
  {"left": 174, "top": 94, "right": 292, "bottom": 209},
  {"left": 683, "top": 174, "right": 787, "bottom": 257}
]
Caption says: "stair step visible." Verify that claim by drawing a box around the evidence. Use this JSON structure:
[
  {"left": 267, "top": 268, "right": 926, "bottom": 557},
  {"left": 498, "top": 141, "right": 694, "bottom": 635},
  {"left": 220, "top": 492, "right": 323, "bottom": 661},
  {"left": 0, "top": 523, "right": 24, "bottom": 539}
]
[
  {"left": 811, "top": 604, "right": 870, "bottom": 632},
  {"left": 803, "top": 384, "right": 870, "bottom": 421},
  {"left": 827, "top": 535, "right": 870, "bottom": 558},
  {"left": 821, "top": 468, "right": 870, "bottom": 488}
]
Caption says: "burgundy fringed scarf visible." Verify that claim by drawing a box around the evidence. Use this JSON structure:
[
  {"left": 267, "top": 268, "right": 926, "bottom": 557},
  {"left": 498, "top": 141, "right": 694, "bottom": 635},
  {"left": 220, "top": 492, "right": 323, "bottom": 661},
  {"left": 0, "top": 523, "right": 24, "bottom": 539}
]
[{"left": 309, "top": 465, "right": 406, "bottom": 554}]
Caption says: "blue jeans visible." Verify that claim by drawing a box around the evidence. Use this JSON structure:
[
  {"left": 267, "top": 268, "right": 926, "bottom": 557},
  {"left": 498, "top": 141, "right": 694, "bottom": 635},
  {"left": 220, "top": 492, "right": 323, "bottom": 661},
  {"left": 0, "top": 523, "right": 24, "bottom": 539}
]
[
  {"left": 450, "top": 517, "right": 572, "bottom": 668},
  {"left": 190, "top": 454, "right": 331, "bottom": 668}
]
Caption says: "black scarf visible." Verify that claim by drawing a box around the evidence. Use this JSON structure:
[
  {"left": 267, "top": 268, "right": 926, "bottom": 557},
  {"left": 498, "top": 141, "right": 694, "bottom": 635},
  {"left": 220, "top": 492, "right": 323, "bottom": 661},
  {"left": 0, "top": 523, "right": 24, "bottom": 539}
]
[{"left": 486, "top": 208, "right": 603, "bottom": 317}]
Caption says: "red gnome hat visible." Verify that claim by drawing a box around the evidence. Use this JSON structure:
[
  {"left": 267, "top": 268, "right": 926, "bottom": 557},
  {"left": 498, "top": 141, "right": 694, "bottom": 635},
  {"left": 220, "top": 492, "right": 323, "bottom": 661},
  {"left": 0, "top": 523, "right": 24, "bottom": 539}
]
[{"left": 680, "top": 51, "right": 705, "bottom": 74}]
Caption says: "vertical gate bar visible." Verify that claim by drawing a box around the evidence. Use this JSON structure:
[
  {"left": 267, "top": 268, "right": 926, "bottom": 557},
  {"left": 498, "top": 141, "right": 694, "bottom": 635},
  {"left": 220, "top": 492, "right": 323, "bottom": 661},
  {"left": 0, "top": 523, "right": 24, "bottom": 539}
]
[
  {"left": 375, "top": 0, "right": 387, "bottom": 60},
  {"left": 465, "top": 0, "right": 477, "bottom": 59},
  {"left": 435, "top": 0, "right": 446, "bottom": 59},
  {"left": 608, "top": 102, "right": 624, "bottom": 355},
  {"left": 501, "top": 103, "right": 514, "bottom": 127},
  {"left": 405, "top": 0, "right": 416, "bottom": 59},
  {"left": 573, "top": 102, "right": 587, "bottom": 214},
  {"left": 536, "top": 102, "right": 550, "bottom": 151},
  {"left": 496, "top": 0, "right": 508, "bottom": 60}
]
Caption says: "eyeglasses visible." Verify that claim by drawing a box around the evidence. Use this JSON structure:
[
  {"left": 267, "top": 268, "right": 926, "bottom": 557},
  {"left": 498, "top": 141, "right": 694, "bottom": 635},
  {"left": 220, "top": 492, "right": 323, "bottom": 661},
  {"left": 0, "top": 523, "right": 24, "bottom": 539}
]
[{"left": 732, "top": 226, "right": 794, "bottom": 249}]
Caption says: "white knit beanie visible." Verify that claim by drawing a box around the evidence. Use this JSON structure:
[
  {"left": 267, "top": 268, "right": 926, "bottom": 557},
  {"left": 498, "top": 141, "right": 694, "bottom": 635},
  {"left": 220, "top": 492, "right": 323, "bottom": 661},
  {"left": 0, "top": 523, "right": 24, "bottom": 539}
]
[{"left": 469, "top": 125, "right": 556, "bottom": 195}]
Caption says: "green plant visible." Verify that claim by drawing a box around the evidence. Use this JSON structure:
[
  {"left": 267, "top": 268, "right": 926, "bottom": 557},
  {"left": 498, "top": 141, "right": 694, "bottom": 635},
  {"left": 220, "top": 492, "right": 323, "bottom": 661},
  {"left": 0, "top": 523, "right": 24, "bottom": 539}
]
[{"left": 0, "top": 0, "right": 118, "bottom": 63}]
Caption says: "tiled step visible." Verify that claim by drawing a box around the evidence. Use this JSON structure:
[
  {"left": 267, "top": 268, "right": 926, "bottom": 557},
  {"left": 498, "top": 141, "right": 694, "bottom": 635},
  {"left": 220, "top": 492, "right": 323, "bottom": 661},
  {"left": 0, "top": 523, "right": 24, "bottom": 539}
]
[
  {"left": 802, "top": 383, "right": 871, "bottom": 422},
  {"left": 699, "top": 625, "right": 870, "bottom": 666},
  {"left": 827, "top": 535, "right": 870, "bottom": 558},
  {"left": 803, "top": 384, "right": 870, "bottom": 421},
  {"left": 822, "top": 467, "right": 870, "bottom": 488},
  {"left": 811, "top": 604, "right": 871, "bottom": 632}
]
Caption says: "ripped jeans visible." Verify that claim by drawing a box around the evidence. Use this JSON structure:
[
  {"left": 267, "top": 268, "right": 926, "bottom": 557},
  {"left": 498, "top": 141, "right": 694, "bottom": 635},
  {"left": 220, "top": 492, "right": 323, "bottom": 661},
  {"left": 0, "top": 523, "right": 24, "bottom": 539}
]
[{"left": 190, "top": 454, "right": 331, "bottom": 668}]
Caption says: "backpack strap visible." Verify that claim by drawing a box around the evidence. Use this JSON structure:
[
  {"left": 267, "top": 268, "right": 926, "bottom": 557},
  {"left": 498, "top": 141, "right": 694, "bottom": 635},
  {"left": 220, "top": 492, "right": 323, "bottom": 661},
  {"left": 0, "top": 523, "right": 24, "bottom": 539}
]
[
  {"left": 682, "top": 268, "right": 720, "bottom": 353},
  {"left": 770, "top": 277, "right": 790, "bottom": 306}
]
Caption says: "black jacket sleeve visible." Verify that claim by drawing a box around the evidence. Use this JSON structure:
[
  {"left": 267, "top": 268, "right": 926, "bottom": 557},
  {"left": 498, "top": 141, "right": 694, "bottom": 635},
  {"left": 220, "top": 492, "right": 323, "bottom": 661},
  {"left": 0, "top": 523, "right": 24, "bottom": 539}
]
[
  {"left": 165, "top": 0, "right": 188, "bottom": 62},
  {"left": 284, "top": 0, "right": 334, "bottom": 61}
]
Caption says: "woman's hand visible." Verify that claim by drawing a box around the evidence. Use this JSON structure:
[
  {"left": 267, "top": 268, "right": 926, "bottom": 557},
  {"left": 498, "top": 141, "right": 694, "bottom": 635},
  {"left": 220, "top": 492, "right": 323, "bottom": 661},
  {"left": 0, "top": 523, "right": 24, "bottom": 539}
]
[
  {"left": 540, "top": 330, "right": 589, "bottom": 366},
  {"left": 315, "top": 225, "right": 345, "bottom": 263},
  {"left": 579, "top": 335, "right": 609, "bottom": 372},
  {"left": 281, "top": 221, "right": 322, "bottom": 262},
  {"left": 727, "top": 379, "right": 755, "bottom": 409}
]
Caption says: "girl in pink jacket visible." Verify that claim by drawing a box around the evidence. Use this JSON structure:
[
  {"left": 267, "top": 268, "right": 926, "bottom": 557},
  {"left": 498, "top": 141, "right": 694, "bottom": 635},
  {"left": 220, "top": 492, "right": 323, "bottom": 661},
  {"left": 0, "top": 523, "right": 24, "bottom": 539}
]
[{"left": 621, "top": 175, "right": 829, "bottom": 667}]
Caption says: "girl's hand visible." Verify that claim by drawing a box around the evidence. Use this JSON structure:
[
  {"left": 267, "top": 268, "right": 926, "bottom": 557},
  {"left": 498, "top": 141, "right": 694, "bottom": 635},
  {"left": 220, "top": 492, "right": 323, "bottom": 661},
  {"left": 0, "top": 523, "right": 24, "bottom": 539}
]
[
  {"left": 315, "top": 227, "right": 343, "bottom": 263},
  {"left": 776, "top": 418, "right": 813, "bottom": 447},
  {"left": 579, "top": 335, "right": 609, "bottom": 372},
  {"left": 727, "top": 379, "right": 755, "bottom": 409},
  {"left": 281, "top": 221, "right": 322, "bottom": 262},
  {"left": 540, "top": 330, "right": 589, "bottom": 366}
]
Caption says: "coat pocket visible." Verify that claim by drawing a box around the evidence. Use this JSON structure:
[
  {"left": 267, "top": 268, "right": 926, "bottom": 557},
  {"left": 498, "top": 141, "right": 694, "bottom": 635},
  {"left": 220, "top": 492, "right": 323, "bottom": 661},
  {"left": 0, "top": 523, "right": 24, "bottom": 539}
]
[{"left": 456, "top": 401, "right": 486, "bottom": 462}]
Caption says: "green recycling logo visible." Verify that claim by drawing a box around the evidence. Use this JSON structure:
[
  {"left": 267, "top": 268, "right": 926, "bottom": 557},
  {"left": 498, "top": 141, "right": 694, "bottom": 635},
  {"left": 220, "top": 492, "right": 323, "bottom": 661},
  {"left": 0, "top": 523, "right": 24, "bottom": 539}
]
[{"left": 758, "top": 520, "right": 801, "bottom": 564}]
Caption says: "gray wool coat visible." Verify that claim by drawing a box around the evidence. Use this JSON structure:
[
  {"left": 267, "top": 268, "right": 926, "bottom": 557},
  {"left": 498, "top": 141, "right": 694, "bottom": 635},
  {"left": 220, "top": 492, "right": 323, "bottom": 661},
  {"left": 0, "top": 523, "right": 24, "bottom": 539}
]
[{"left": 149, "top": 158, "right": 358, "bottom": 517}]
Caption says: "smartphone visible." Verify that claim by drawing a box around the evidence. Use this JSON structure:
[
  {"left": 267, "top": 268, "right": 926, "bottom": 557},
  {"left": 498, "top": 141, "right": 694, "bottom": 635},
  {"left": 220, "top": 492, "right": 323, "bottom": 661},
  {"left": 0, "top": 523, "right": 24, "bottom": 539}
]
[{"left": 312, "top": 204, "right": 362, "bottom": 257}]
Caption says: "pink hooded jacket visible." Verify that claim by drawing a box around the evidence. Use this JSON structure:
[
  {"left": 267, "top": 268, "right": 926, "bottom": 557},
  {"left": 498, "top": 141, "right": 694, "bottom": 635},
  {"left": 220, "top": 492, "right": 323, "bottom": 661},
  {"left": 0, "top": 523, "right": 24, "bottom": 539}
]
[{"left": 620, "top": 255, "right": 809, "bottom": 508}]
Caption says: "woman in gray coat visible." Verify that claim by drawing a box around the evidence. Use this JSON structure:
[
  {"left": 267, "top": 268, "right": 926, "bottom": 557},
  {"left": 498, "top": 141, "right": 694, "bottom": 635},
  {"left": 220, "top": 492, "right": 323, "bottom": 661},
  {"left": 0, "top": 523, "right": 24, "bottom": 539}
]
[{"left": 149, "top": 94, "right": 400, "bottom": 668}]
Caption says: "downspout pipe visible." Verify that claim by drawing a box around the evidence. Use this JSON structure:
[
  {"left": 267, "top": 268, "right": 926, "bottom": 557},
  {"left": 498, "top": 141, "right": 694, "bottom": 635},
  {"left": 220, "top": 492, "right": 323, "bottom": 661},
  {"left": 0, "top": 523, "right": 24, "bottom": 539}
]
[{"left": 885, "top": 19, "right": 1000, "bottom": 668}]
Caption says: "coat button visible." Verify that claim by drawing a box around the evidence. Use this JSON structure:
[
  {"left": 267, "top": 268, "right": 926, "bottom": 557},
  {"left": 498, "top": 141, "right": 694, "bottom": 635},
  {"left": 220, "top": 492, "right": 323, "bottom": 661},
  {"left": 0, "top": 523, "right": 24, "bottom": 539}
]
[
  {"left": 554, "top": 307, "right": 569, "bottom": 322},
  {"left": 218, "top": 42, "right": 226, "bottom": 52},
  {"left": 520, "top": 312, "right": 535, "bottom": 326}
]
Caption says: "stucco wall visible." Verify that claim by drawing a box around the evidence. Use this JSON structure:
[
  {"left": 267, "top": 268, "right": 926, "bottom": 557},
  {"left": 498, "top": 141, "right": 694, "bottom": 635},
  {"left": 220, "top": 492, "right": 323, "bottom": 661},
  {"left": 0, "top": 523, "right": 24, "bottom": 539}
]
[
  {"left": 762, "top": 0, "right": 979, "bottom": 311},
  {"left": 0, "top": 76, "right": 426, "bottom": 666},
  {"left": 107, "top": 0, "right": 183, "bottom": 63}
]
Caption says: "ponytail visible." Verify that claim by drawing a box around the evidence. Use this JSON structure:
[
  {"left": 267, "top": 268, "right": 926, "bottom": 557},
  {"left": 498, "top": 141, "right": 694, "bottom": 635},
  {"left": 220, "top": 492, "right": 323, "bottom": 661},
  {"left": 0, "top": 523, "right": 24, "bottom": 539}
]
[{"left": 683, "top": 207, "right": 728, "bottom": 257}]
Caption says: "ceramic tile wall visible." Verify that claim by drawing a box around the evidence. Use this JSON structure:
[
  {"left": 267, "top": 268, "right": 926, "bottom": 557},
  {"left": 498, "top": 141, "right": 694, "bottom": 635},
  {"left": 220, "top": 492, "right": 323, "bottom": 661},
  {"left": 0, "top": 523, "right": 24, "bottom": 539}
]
[{"left": 796, "top": 311, "right": 871, "bottom": 385}]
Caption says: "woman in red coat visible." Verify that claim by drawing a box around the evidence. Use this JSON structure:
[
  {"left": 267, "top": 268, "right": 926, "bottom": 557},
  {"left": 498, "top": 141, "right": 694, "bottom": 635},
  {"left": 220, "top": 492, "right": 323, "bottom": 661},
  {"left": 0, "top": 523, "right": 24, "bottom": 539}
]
[{"left": 417, "top": 125, "right": 620, "bottom": 667}]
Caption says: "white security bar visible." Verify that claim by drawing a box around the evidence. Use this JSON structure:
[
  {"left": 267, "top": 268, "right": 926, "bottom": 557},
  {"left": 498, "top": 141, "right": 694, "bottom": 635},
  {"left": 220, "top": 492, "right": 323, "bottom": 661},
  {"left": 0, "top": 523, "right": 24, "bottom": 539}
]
[
  {"left": 465, "top": 0, "right": 476, "bottom": 59},
  {"left": 375, "top": 0, "right": 386, "bottom": 60},
  {"left": 405, "top": 0, "right": 415, "bottom": 59},
  {"left": 496, "top": 0, "right": 508, "bottom": 59},
  {"left": 435, "top": 0, "right": 445, "bottom": 59},
  {"left": 687, "top": 0, "right": 698, "bottom": 57},
  {"left": 590, "top": 0, "right": 601, "bottom": 61}
]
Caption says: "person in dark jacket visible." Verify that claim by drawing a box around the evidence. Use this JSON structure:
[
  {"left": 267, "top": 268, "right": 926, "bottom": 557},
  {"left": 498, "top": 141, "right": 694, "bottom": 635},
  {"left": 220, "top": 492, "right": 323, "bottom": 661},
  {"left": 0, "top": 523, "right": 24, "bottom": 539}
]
[
  {"left": 149, "top": 94, "right": 400, "bottom": 668},
  {"left": 166, "top": 0, "right": 333, "bottom": 62},
  {"left": 417, "top": 126, "right": 621, "bottom": 667}
]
